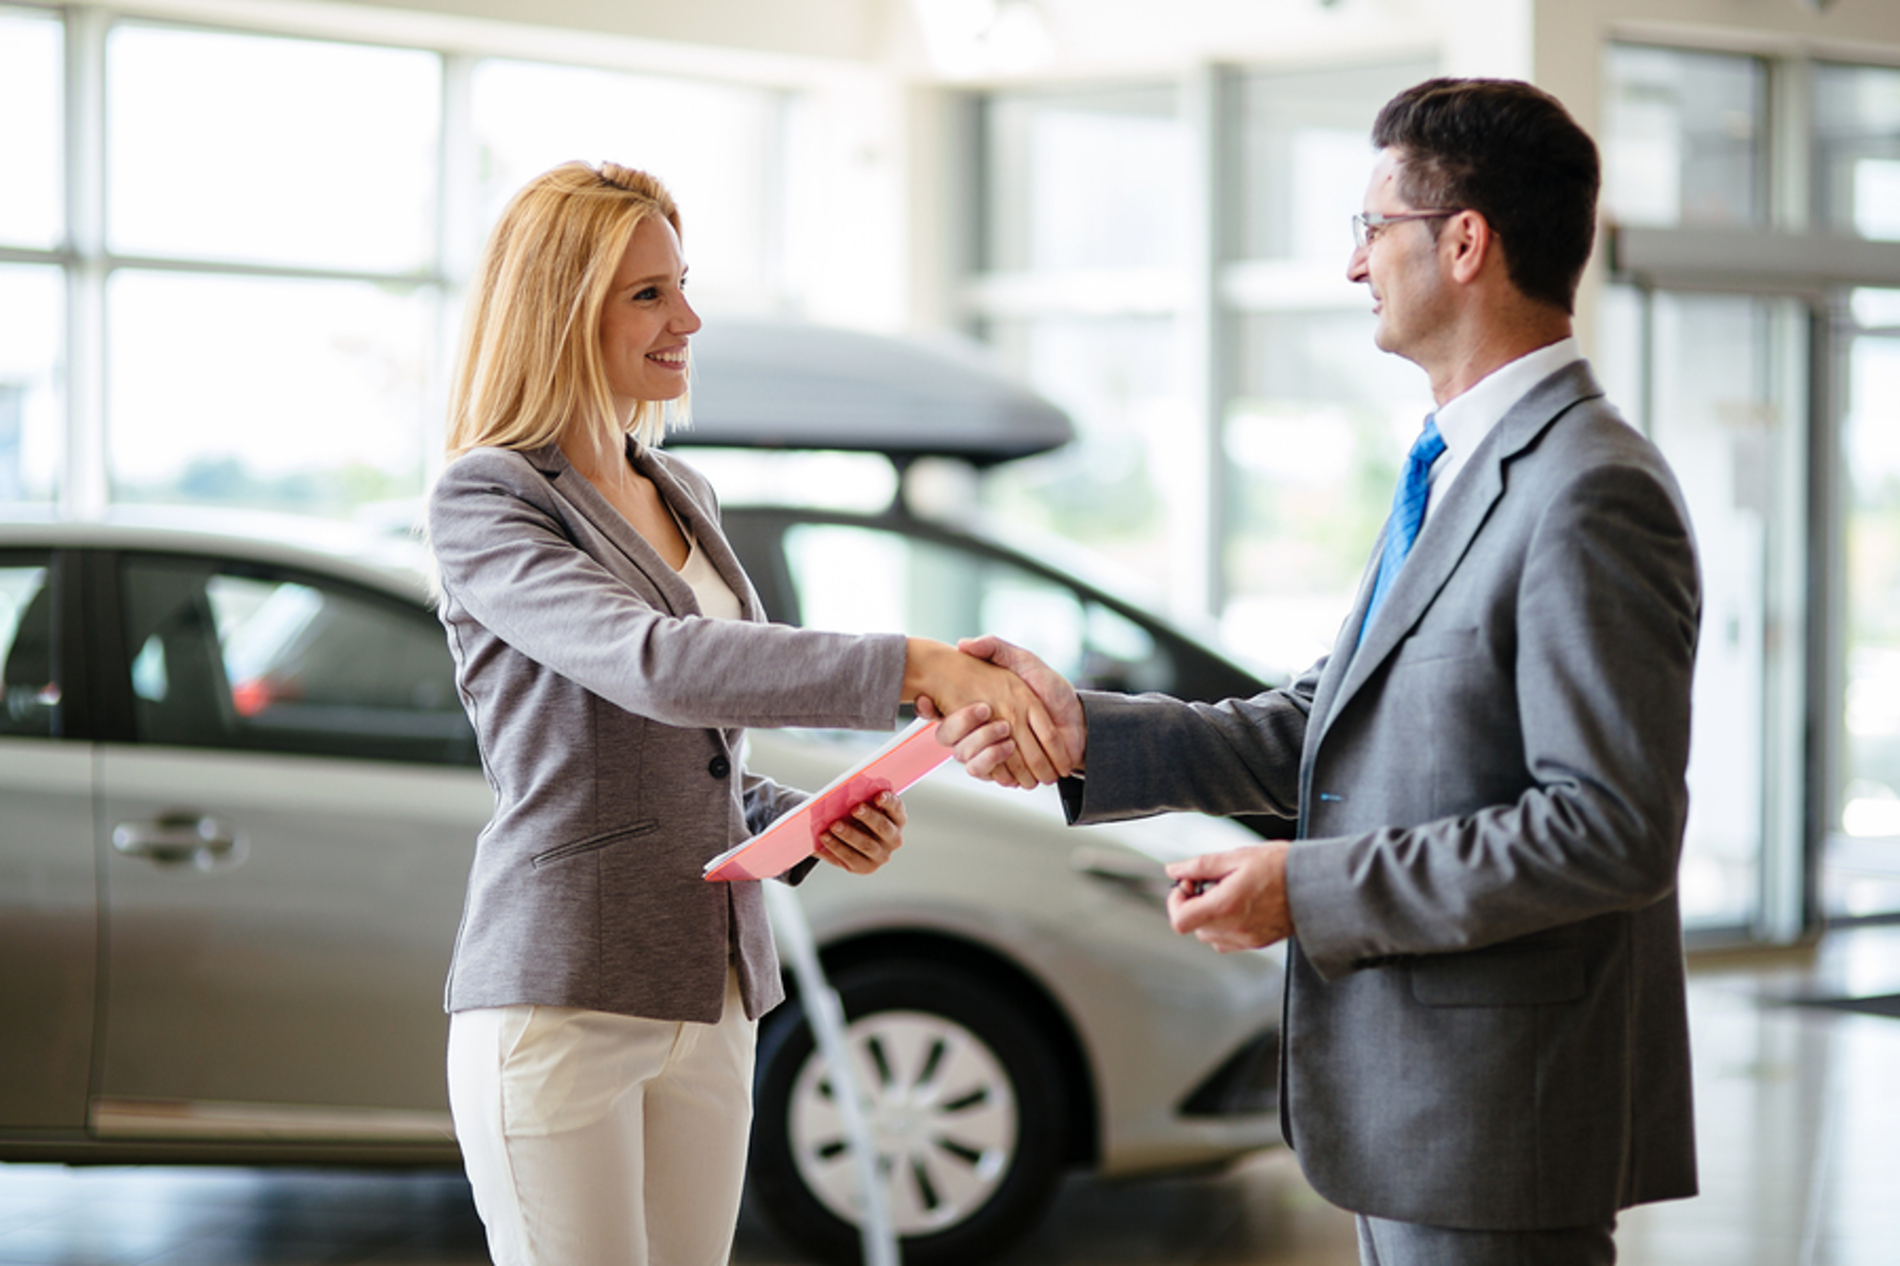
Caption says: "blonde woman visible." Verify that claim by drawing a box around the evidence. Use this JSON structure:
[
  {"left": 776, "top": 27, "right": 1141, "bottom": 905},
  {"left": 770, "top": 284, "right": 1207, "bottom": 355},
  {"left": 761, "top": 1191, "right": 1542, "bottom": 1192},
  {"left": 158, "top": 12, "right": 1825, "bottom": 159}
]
[{"left": 428, "top": 162, "right": 1066, "bottom": 1266}]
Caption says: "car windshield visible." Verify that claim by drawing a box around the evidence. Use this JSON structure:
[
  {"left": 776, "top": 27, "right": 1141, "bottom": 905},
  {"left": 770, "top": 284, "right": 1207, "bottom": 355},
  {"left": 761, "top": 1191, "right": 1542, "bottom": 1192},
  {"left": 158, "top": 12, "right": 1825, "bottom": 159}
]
[{"left": 781, "top": 522, "right": 1174, "bottom": 695}]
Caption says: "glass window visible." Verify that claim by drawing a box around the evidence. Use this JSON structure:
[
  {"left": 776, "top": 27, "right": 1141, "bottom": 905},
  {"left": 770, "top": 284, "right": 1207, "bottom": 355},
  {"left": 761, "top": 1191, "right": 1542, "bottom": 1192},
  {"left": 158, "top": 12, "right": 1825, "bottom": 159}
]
[
  {"left": 1599, "top": 288, "right": 1809, "bottom": 931},
  {"left": 973, "top": 87, "right": 1190, "bottom": 616},
  {"left": 105, "top": 271, "right": 435, "bottom": 516},
  {"left": 1229, "top": 60, "right": 1437, "bottom": 263},
  {"left": 1833, "top": 292, "right": 1900, "bottom": 915},
  {"left": 0, "top": 7, "right": 61, "bottom": 249},
  {"left": 107, "top": 23, "right": 440, "bottom": 271},
  {"left": 1603, "top": 45, "right": 1766, "bottom": 229},
  {"left": 0, "top": 556, "right": 57, "bottom": 739},
  {"left": 781, "top": 522, "right": 1173, "bottom": 695},
  {"left": 469, "top": 60, "right": 782, "bottom": 306},
  {"left": 982, "top": 86, "right": 1186, "bottom": 272},
  {"left": 981, "top": 314, "right": 1175, "bottom": 589},
  {"left": 0, "top": 265, "right": 63, "bottom": 507},
  {"left": 1222, "top": 309, "right": 1432, "bottom": 671},
  {"left": 120, "top": 556, "right": 473, "bottom": 765},
  {"left": 1815, "top": 63, "right": 1900, "bottom": 242},
  {"left": 673, "top": 449, "right": 898, "bottom": 514},
  {"left": 1650, "top": 293, "right": 1775, "bottom": 929}
]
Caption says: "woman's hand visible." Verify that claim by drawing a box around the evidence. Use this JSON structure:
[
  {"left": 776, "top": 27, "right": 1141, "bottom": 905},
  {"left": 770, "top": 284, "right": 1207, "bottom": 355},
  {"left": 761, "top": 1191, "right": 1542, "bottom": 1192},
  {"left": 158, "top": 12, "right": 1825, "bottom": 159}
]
[
  {"left": 816, "top": 791, "right": 907, "bottom": 875},
  {"left": 920, "top": 636, "right": 1086, "bottom": 785},
  {"left": 903, "top": 638, "right": 1069, "bottom": 789}
]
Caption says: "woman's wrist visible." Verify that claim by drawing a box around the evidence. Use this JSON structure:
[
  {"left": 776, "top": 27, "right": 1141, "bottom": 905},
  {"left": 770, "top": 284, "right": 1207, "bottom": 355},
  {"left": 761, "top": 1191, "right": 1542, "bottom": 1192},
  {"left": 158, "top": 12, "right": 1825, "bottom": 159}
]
[{"left": 901, "top": 637, "right": 949, "bottom": 704}]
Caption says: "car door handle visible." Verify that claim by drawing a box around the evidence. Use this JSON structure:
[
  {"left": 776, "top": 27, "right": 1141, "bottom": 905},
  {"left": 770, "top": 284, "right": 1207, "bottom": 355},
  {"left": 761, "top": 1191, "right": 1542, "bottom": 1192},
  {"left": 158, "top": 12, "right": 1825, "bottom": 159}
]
[
  {"left": 111, "top": 814, "right": 243, "bottom": 868},
  {"left": 1073, "top": 846, "right": 1173, "bottom": 903}
]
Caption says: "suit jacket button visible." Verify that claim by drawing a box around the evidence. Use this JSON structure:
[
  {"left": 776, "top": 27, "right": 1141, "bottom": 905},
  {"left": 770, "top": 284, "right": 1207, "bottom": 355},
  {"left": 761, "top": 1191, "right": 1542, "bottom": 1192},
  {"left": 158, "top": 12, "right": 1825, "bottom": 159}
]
[{"left": 708, "top": 755, "right": 732, "bottom": 779}]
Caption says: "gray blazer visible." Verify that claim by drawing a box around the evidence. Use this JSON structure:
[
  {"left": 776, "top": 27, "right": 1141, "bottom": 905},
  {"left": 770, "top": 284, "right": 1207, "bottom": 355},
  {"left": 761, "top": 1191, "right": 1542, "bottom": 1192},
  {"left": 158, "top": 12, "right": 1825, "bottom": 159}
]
[
  {"left": 1065, "top": 362, "right": 1700, "bottom": 1229},
  {"left": 428, "top": 441, "right": 906, "bottom": 1023}
]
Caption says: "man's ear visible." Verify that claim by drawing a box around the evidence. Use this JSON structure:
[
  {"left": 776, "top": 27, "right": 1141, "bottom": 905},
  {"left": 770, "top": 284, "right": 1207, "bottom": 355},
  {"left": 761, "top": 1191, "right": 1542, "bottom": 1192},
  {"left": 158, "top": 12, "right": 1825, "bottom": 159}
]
[{"left": 1442, "top": 210, "right": 1496, "bottom": 286}]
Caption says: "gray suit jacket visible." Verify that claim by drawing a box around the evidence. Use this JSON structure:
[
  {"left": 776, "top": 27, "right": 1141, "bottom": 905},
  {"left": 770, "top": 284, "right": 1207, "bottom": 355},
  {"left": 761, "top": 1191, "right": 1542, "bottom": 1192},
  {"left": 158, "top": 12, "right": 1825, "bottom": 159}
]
[
  {"left": 1065, "top": 361, "right": 1700, "bottom": 1229},
  {"left": 428, "top": 441, "right": 906, "bottom": 1023}
]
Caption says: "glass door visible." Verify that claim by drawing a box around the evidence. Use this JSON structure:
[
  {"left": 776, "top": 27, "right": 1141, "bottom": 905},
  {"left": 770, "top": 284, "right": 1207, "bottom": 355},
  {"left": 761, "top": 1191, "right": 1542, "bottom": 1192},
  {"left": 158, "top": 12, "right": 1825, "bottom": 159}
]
[
  {"left": 1826, "top": 289, "right": 1900, "bottom": 919},
  {"left": 1600, "top": 287, "right": 1810, "bottom": 937},
  {"left": 1601, "top": 44, "right": 1900, "bottom": 941},
  {"left": 1813, "top": 61, "right": 1900, "bottom": 920}
]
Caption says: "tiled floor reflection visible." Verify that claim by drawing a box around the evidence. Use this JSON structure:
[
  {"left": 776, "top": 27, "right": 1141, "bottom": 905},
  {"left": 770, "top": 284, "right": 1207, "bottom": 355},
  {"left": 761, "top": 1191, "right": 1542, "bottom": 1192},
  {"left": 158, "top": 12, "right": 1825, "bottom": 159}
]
[
  {"left": 1615, "top": 923, "right": 1900, "bottom": 1266},
  {"left": 5, "top": 925, "right": 1900, "bottom": 1265},
  {"left": 0, "top": 1167, "right": 488, "bottom": 1265},
  {"left": 738, "top": 1149, "right": 1361, "bottom": 1266}
]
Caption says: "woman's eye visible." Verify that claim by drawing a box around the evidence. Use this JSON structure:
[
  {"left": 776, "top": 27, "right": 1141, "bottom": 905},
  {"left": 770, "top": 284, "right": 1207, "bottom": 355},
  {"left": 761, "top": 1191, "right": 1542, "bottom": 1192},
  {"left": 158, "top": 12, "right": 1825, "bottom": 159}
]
[{"left": 633, "top": 286, "right": 661, "bottom": 301}]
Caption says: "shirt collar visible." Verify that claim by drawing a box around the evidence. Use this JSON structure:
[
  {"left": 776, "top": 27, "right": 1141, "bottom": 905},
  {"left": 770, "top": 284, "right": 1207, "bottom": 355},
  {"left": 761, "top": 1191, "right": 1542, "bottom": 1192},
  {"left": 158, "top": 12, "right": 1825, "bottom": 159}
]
[{"left": 1430, "top": 335, "right": 1582, "bottom": 466}]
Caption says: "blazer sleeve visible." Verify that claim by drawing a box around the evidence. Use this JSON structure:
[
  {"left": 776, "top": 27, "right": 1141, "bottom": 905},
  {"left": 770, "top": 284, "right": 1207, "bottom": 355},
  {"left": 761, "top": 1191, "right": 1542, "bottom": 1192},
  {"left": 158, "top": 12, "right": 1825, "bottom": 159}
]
[
  {"left": 1287, "top": 456, "right": 1700, "bottom": 979},
  {"left": 428, "top": 449, "right": 907, "bottom": 733},
  {"left": 1058, "top": 657, "right": 1321, "bottom": 826}
]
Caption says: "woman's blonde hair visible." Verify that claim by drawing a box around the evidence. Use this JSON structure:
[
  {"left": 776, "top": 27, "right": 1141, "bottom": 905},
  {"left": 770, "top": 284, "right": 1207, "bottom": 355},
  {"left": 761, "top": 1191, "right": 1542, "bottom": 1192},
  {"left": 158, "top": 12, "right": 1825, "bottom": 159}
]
[{"left": 446, "top": 162, "right": 686, "bottom": 458}]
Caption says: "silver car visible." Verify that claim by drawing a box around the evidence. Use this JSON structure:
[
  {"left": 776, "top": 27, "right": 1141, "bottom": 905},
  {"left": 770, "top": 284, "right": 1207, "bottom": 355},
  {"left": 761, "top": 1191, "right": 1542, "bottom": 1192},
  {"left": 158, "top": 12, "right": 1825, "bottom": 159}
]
[{"left": 0, "top": 506, "right": 1282, "bottom": 1264}]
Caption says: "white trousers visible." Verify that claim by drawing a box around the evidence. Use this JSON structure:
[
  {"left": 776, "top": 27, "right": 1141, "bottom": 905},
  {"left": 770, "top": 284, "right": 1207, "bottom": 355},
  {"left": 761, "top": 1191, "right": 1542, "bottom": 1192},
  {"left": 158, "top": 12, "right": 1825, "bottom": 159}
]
[{"left": 447, "top": 968, "right": 758, "bottom": 1266}]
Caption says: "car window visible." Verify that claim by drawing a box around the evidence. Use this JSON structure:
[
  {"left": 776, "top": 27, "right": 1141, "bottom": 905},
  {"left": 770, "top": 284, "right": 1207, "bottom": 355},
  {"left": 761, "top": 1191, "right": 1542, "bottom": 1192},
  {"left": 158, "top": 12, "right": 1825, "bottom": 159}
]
[
  {"left": 780, "top": 523, "right": 1175, "bottom": 694},
  {"left": 0, "top": 555, "right": 56, "bottom": 738},
  {"left": 119, "top": 555, "right": 475, "bottom": 765}
]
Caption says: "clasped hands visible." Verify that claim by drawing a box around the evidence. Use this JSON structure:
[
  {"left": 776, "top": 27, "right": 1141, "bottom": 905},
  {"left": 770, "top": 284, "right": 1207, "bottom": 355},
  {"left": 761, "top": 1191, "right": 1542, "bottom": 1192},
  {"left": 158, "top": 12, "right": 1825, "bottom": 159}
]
[
  {"left": 911, "top": 635, "right": 1293, "bottom": 952},
  {"left": 906, "top": 634, "right": 1086, "bottom": 788}
]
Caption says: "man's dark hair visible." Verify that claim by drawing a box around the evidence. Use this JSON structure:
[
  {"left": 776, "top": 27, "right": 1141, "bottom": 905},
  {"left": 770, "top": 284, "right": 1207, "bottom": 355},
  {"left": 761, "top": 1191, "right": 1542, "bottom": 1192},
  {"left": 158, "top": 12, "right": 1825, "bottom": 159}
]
[{"left": 1371, "top": 77, "right": 1600, "bottom": 314}]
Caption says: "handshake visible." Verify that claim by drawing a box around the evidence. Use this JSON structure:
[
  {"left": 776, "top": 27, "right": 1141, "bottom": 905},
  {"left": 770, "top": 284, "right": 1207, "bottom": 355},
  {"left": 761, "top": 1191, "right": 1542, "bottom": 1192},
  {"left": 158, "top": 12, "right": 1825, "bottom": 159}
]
[
  {"left": 904, "top": 633, "right": 1294, "bottom": 955},
  {"left": 904, "top": 634, "right": 1085, "bottom": 789}
]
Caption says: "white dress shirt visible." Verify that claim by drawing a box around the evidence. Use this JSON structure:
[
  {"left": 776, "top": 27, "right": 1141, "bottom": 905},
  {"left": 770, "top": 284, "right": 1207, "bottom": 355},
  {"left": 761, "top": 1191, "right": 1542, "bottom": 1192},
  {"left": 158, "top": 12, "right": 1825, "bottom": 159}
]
[
  {"left": 1421, "top": 335, "right": 1582, "bottom": 529},
  {"left": 677, "top": 534, "right": 744, "bottom": 622}
]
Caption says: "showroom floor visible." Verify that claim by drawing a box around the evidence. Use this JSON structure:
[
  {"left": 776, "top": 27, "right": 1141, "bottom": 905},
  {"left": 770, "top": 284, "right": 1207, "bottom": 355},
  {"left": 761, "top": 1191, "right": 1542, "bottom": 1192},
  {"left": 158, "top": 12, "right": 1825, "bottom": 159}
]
[{"left": 3, "top": 924, "right": 1899, "bottom": 1266}]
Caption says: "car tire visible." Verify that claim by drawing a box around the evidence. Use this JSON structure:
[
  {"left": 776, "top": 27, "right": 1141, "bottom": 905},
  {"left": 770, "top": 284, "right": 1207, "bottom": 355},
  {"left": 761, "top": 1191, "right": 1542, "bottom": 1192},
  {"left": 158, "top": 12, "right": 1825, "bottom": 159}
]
[{"left": 750, "top": 958, "right": 1069, "bottom": 1266}]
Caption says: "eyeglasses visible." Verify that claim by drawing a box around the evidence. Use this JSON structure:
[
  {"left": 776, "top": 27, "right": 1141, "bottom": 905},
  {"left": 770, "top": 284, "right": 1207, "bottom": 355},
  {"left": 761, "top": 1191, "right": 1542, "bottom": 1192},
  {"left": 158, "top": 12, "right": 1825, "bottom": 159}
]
[{"left": 1351, "top": 209, "right": 1465, "bottom": 251}]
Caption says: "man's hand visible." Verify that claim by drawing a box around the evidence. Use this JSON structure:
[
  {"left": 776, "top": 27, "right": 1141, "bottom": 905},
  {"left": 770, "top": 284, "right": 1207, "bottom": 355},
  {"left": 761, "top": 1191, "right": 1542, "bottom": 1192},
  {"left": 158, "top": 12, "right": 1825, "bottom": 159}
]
[
  {"left": 1165, "top": 842, "right": 1294, "bottom": 952},
  {"left": 918, "top": 636, "right": 1086, "bottom": 786},
  {"left": 904, "top": 638, "right": 1068, "bottom": 788},
  {"left": 815, "top": 791, "right": 907, "bottom": 875}
]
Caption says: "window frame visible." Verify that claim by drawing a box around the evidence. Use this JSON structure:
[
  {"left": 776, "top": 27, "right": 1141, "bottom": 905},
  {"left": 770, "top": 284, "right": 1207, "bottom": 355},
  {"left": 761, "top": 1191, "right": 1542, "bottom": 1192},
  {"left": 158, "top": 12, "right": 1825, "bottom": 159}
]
[
  {"left": 0, "top": 548, "right": 65, "bottom": 740},
  {"left": 958, "top": 59, "right": 1440, "bottom": 628},
  {"left": 19, "top": 3, "right": 804, "bottom": 523},
  {"left": 1605, "top": 41, "right": 1900, "bottom": 942},
  {"left": 98, "top": 546, "right": 477, "bottom": 767}
]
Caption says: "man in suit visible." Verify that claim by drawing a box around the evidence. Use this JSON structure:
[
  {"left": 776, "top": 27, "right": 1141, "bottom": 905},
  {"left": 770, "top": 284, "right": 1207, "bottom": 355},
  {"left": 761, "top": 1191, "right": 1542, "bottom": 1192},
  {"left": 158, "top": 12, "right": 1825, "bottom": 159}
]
[{"left": 932, "top": 78, "right": 1701, "bottom": 1265}]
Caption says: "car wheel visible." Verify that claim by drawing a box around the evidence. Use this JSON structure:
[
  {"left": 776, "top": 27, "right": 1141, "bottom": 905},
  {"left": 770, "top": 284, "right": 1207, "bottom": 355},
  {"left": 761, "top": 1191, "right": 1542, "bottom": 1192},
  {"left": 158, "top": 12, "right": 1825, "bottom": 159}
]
[{"left": 750, "top": 958, "right": 1068, "bottom": 1266}]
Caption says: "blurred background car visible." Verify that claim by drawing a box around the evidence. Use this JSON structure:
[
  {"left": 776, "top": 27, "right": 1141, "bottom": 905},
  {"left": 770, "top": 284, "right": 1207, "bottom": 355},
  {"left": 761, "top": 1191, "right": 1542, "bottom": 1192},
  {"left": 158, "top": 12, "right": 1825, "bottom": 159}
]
[{"left": 0, "top": 319, "right": 1288, "bottom": 1265}]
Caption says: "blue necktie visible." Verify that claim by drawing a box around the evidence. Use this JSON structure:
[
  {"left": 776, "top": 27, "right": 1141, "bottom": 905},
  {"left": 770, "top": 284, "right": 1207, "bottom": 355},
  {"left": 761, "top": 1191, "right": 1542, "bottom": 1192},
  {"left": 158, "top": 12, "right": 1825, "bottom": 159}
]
[{"left": 1360, "top": 417, "right": 1446, "bottom": 638}]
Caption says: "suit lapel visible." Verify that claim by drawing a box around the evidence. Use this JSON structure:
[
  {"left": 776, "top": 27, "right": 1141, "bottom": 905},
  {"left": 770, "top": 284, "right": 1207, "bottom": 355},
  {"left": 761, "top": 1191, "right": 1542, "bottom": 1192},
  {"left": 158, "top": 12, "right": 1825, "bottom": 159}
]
[
  {"left": 1302, "top": 534, "right": 1385, "bottom": 770},
  {"left": 633, "top": 444, "right": 760, "bottom": 623},
  {"left": 1311, "top": 361, "right": 1607, "bottom": 749},
  {"left": 525, "top": 441, "right": 699, "bottom": 618}
]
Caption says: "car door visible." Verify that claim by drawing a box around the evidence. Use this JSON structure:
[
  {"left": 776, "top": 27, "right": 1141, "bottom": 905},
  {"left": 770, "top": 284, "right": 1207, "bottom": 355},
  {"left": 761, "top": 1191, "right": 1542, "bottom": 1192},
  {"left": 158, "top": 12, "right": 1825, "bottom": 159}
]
[
  {"left": 91, "top": 548, "right": 491, "bottom": 1147},
  {"left": 0, "top": 548, "right": 96, "bottom": 1133}
]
